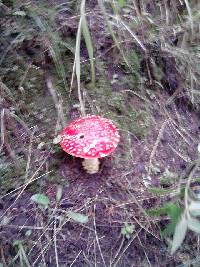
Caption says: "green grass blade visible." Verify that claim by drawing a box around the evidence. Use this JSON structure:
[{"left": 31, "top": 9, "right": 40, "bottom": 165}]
[{"left": 171, "top": 214, "right": 188, "bottom": 254}]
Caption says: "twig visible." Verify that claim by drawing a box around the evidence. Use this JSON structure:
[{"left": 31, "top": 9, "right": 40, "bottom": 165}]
[
  {"left": 46, "top": 74, "right": 66, "bottom": 131},
  {"left": 0, "top": 109, "right": 5, "bottom": 153},
  {"left": 0, "top": 153, "right": 51, "bottom": 220},
  {"left": 110, "top": 237, "right": 124, "bottom": 266},
  {"left": 93, "top": 202, "right": 106, "bottom": 267},
  {"left": 24, "top": 128, "right": 36, "bottom": 180},
  {"left": 112, "top": 229, "right": 142, "bottom": 267},
  {"left": 69, "top": 250, "right": 82, "bottom": 267},
  {"left": 0, "top": 245, "right": 8, "bottom": 267},
  {"left": 148, "top": 120, "right": 169, "bottom": 175},
  {"left": 54, "top": 220, "right": 59, "bottom": 267},
  {"left": 0, "top": 109, "right": 20, "bottom": 169},
  {"left": 0, "top": 171, "right": 52, "bottom": 200}
]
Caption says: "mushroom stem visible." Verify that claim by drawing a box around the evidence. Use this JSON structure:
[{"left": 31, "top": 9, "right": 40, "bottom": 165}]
[{"left": 82, "top": 158, "right": 100, "bottom": 174}]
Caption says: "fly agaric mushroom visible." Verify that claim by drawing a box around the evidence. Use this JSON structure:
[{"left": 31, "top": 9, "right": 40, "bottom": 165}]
[{"left": 59, "top": 115, "right": 120, "bottom": 174}]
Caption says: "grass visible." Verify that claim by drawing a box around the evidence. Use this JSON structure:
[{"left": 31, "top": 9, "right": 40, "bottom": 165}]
[{"left": 1, "top": 0, "right": 200, "bottom": 266}]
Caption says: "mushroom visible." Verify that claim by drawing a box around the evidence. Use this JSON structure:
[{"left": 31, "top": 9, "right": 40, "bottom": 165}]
[{"left": 59, "top": 115, "right": 120, "bottom": 174}]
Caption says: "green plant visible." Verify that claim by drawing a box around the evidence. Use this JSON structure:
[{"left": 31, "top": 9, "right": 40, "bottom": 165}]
[
  {"left": 147, "top": 203, "right": 183, "bottom": 238},
  {"left": 30, "top": 193, "right": 89, "bottom": 224},
  {"left": 170, "top": 154, "right": 200, "bottom": 254},
  {"left": 121, "top": 222, "right": 135, "bottom": 239},
  {"left": 10, "top": 240, "right": 31, "bottom": 267},
  {"left": 31, "top": 193, "right": 50, "bottom": 209},
  {"left": 147, "top": 149, "right": 200, "bottom": 254}
]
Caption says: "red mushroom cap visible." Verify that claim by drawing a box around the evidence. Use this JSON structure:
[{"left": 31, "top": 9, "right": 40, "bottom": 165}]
[{"left": 59, "top": 115, "right": 120, "bottom": 159}]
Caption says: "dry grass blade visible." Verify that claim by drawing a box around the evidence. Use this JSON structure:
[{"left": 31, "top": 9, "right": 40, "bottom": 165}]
[
  {"left": 54, "top": 220, "right": 59, "bottom": 267},
  {"left": 0, "top": 109, "right": 20, "bottom": 169},
  {"left": 111, "top": 16, "right": 146, "bottom": 52},
  {"left": 69, "top": 250, "right": 82, "bottom": 267},
  {"left": 70, "top": 0, "right": 86, "bottom": 116},
  {"left": 0, "top": 109, "right": 6, "bottom": 153},
  {"left": 48, "top": 37, "right": 68, "bottom": 91},
  {"left": 29, "top": 10, "right": 68, "bottom": 91},
  {"left": 8, "top": 111, "right": 31, "bottom": 135},
  {"left": 110, "top": 237, "right": 124, "bottom": 266},
  {"left": 184, "top": 0, "right": 194, "bottom": 35},
  {"left": 0, "top": 33, "right": 24, "bottom": 66},
  {"left": 112, "top": 229, "right": 142, "bottom": 267},
  {"left": 0, "top": 153, "right": 51, "bottom": 220},
  {"left": 93, "top": 202, "right": 106, "bottom": 267},
  {"left": 81, "top": 0, "right": 95, "bottom": 86},
  {"left": 97, "top": 0, "right": 131, "bottom": 69},
  {"left": 148, "top": 120, "right": 169, "bottom": 175},
  {"left": 0, "top": 80, "right": 16, "bottom": 102},
  {"left": 75, "top": 16, "right": 85, "bottom": 116},
  {"left": 46, "top": 74, "right": 66, "bottom": 131},
  {"left": 24, "top": 128, "right": 35, "bottom": 180},
  {"left": 0, "top": 171, "right": 52, "bottom": 201}
]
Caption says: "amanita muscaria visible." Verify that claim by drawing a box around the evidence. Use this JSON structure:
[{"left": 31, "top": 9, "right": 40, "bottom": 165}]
[{"left": 59, "top": 115, "right": 120, "bottom": 174}]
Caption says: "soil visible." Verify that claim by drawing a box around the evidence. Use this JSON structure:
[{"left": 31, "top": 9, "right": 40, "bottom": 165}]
[{"left": 1, "top": 1, "right": 200, "bottom": 266}]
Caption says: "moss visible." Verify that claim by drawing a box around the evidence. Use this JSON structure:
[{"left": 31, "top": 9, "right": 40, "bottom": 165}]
[
  {"left": 119, "top": 50, "right": 142, "bottom": 85},
  {"left": 107, "top": 95, "right": 150, "bottom": 139},
  {"left": 86, "top": 73, "right": 150, "bottom": 141}
]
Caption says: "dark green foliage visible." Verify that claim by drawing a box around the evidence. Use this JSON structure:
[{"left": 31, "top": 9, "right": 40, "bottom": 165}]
[{"left": 147, "top": 203, "right": 183, "bottom": 238}]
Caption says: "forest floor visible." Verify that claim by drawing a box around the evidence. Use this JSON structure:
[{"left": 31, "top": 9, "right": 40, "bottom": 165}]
[{"left": 1, "top": 1, "right": 200, "bottom": 266}]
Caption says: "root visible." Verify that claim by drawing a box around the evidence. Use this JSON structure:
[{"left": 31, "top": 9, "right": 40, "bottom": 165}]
[{"left": 82, "top": 158, "right": 100, "bottom": 174}]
